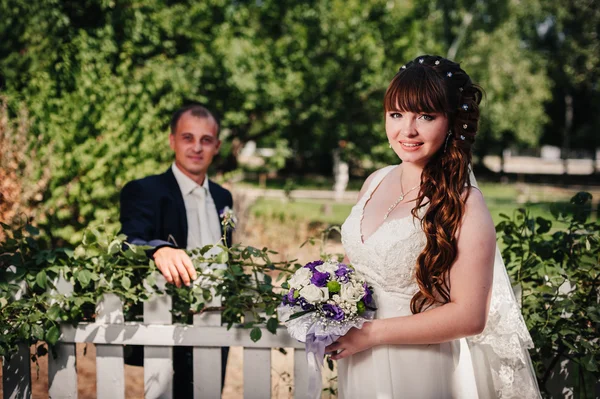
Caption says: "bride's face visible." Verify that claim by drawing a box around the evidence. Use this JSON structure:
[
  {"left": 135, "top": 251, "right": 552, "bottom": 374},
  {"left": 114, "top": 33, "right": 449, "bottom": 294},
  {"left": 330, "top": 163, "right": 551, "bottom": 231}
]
[{"left": 385, "top": 109, "right": 449, "bottom": 168}]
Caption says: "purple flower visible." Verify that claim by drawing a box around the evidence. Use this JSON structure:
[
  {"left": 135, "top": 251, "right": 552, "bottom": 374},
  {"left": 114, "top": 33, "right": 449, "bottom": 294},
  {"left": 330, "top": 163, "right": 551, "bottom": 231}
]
[
  {"left": 304, "top": 260, "right": 324, "bottom": 272},
  {"left": 322, "top": 304, "right": 345, "bottom": 321},
  {"left": 310, "top": 271, "right": 330, "bottom": 287},
  {"left": 335, "top": 263, "right": 352, "bottom": 283},
  {"left": 285, "top": 288, "right": 297, "bottom": 305},
  {"left": 297, "top": 297, "right": 315, "bottom": 311},
  {"left": 363, "top": 283, "right": 373, "bottom": 305}
]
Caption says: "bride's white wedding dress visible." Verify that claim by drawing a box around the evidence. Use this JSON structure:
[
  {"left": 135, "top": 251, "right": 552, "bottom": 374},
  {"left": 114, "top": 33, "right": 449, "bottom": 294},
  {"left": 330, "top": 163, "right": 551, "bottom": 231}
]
[{"left": 338, "top": 165, "right": 540, "bottom": 399}]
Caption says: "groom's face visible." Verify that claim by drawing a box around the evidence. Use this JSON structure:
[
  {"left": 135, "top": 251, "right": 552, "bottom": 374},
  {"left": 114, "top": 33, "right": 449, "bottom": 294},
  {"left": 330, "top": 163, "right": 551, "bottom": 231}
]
[{"left": 169, "top": 112, "right": 221, "bottom": 181}]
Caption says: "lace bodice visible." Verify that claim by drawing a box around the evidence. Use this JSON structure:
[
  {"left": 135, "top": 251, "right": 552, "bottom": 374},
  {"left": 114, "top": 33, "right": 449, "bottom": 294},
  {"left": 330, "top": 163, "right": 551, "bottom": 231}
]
[{"left": 341, "top": 166, "right": 426, "bottom": 297}]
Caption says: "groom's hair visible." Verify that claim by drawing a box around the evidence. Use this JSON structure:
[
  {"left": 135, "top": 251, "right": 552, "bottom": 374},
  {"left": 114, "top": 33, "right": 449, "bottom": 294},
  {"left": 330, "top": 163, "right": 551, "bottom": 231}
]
[{"left": 170, "top": 103, "right": 221, "bottom": 136}]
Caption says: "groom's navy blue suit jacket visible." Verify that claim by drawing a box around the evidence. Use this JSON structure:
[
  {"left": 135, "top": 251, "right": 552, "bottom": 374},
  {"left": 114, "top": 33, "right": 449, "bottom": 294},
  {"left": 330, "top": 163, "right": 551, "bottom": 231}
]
[{"left": 119, "top": 167, "right": 233, "bottom": 253}]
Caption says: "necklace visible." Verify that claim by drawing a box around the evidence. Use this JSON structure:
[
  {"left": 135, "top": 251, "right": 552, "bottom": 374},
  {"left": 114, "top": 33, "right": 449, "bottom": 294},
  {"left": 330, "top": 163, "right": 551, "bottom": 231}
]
[{"left": 383, "top": 169, "right": 420, "bottom": 221}]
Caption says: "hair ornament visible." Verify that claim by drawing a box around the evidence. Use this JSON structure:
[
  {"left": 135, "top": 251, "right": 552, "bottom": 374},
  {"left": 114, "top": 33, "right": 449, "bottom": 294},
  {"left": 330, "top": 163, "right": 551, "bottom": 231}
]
[
  {"left": 459, "top": 87, "right": 464, "bottom": 92},
  {"left": 419, "top": 58, "right": 424, "bottom": 64},
  {"left": 401, "top": 65, "right": 407, "bottom": 70},
  {"left": 463, "top": 124, "right": 468, "bottom": 129},
  {"left": 462, "top": 104, "right": 469, "bottom": 111},
  {"left": 435, "top": 60, "right": 440, "bottom": 65},
  {"left": 460, "top": 135, "right": 466, "bottom": 140},
  {"left": 446, "top": 72, "right": 453, "bottom": 77}
]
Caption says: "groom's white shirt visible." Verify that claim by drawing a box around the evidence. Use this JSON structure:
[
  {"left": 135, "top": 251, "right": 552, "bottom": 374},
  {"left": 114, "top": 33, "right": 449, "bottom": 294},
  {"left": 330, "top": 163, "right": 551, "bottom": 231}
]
[{"left": 171, "top": 163, "right": 221, "bottom": 250}]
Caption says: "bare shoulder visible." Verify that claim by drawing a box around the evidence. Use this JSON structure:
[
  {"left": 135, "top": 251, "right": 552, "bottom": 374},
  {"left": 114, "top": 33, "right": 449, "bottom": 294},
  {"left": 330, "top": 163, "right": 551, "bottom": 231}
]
[
  {"left": 459, "top": 187, "right": 496, "bottom": 245},
  {"left": 357, "top": 166, "right": 391, "bottom": 201}
]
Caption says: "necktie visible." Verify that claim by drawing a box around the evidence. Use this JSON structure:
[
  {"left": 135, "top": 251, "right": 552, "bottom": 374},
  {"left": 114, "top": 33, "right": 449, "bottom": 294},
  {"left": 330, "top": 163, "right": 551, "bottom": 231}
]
[{"left": 192, "top": 186, "right": 215, "bottom": 247}]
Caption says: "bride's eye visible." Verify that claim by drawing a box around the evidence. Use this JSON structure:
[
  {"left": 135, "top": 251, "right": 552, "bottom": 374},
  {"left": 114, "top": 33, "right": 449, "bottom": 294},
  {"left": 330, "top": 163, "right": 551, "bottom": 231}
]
[
  {"left": 389, "top": 112, "right": 402, "bottom": 119},
  {"left": 419, "top": 114, "right": 435, "bottom": 121}
]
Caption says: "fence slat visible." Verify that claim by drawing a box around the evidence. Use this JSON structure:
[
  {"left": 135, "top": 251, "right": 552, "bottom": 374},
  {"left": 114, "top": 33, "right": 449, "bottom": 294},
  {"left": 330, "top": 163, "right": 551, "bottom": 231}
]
[
  {"left": 243, "top": 348, "right": 271, "bottom": 399},
  {"left": 48, "top": 272, "right": 77, "bottom": 398},
  {"left": 95, "top": 293, "right": 125, "bottom": 399},
  {"left": 144, "top": 274, "right": 173, "bottom": 399},
  {"left": 48, "top": 343, "right": 77, "bottom": 399},
  {"left": 193, "top": 291, "right": 222, "bottom": 399},
  {"left": 294, "top": 348, "right": 308, "bottom": 399},
  {"left": 2, "top": 343, "right": 31, "bottom": 399}
]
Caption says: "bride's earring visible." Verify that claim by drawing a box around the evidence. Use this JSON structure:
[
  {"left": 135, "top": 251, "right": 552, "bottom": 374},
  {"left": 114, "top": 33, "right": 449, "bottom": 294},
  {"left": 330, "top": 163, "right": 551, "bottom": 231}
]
[
  {"left": 443, "top": 131, "right": 452, "bottom": 153},
  {"left": 388, "top": 142, "right": 392, "bottom": 148}
]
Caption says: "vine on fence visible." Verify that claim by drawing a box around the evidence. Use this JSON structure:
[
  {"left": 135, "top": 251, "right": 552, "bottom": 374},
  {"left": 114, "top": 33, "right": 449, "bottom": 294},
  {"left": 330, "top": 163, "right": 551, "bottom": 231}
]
[{"left": 0, "top": 214, "right": 300, "bottom": 359}]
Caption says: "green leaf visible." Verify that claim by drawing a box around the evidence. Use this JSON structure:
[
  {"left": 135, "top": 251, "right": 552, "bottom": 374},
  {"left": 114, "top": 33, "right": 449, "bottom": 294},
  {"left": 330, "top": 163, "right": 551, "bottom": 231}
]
[
  {"left": 47, "top": 305, "right": 61, "bottom": 321},
  {"left": 45, "top": 325, "right": 61, "bottom": 345},
  {"left": 121, "top": 276, "right": 131, "bottom": 290},
  {"left": 76, "top": 270, "right": 91, "bottom": 288},
  {"left": 250, "top": 327, "right": 262, "bottom": 342},
  {"left": 266, "top": 318, "right": 278, "bottom": 334},
  {"left": 36, "top": 270, "right": 47, "bottom": 289},
  {"left": 31, "top": 325, "right": 44, "bottom": 340},
  {"left": 214, "top": 251, "right": 229, "bottom": 264}
]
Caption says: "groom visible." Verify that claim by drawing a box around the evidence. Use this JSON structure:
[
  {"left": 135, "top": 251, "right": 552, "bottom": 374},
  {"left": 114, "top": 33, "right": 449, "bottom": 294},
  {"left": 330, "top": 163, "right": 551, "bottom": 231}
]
[{"left": 119, "top": 103, "right": 232, "bottom": 397}]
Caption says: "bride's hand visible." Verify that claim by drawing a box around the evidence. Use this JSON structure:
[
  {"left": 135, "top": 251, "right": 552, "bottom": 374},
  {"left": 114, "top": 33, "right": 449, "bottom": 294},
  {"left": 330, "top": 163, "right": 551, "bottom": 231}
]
[{"left": 325, "top": 321, "right": 377, "bottom": 360}]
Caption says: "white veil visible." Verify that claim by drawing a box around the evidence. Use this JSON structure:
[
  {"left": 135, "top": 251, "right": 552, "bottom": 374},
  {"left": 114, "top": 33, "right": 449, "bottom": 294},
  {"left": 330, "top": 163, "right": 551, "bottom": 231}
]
[{"left": 461, "top": 170, "right": 542, "bottom": 399}]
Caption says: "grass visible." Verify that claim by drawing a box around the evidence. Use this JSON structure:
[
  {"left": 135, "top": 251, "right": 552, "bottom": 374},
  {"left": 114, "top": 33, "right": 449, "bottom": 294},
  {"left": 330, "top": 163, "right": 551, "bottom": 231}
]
[{"left": 249, "top": 182, "right": 599, "bottom": 228}]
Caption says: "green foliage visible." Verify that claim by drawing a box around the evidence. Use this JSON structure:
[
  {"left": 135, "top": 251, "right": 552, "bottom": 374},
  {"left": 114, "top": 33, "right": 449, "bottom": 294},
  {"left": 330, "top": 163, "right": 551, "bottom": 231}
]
[
  {"left": 0, "top": 215, "right": 299, "bottom": 358},
  {"left": 0, "top": 0, "right": 559, "bottom": 245},
  {"left": 497, "top": 192, "right": 599, "bottom": 396}
]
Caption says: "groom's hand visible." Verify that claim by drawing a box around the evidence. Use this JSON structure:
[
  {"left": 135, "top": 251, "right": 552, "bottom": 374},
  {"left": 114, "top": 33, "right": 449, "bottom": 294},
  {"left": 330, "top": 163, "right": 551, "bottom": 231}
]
[{"left": 153, "top": 247, "right": 197, "bottom": 288}]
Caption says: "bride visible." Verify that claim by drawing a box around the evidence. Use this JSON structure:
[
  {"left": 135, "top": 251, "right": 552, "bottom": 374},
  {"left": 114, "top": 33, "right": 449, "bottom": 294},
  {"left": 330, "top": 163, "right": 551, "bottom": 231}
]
[{"left": 326, "top": 55, "right": 540, "bottom": 398}]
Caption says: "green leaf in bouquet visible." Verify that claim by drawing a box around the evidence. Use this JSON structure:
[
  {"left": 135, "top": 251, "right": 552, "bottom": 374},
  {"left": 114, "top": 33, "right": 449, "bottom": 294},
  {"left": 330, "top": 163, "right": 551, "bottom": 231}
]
[
  {"left": 288, "top": 309, "right": 315, "bottom": 321},
  {"left": 250, "top": 327, "right": 262, "bottom": 342}
]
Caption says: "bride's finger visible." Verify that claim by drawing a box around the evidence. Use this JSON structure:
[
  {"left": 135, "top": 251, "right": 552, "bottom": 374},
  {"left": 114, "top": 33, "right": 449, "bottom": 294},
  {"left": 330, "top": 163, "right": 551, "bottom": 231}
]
[{"left": 325, "top": 342, "right": 340, "bottom": 353}]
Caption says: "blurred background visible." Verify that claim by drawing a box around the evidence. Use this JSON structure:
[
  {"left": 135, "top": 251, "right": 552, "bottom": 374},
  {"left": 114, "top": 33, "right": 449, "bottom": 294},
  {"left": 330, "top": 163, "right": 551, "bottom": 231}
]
[
  {"left": 1, "top": 0, "right": 599, "bottom": 247},
  {"left": 0, "top": 1, "right": 599, "bottom": 397}
]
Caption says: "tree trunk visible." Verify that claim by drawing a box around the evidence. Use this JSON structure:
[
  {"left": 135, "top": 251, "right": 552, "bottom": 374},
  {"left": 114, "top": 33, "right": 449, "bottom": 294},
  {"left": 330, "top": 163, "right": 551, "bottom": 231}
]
[{"left": 562, "top": 93, "right": 573, "bottom": 175}]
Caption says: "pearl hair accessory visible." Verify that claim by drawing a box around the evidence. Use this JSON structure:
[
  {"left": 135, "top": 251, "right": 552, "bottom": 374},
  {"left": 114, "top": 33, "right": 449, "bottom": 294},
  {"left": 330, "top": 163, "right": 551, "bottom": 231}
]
[
  {"left": 460, "top": 135, "right": 466, "bottom": 140},
  {"left": 446, "top": 72, "right": 453, "bottom": 77},
  {"left": 463, "top": 124, "right": 468, "bottom": 129},
  {"left": 462, "top": 104, "right": 469, "bottom": 111}
]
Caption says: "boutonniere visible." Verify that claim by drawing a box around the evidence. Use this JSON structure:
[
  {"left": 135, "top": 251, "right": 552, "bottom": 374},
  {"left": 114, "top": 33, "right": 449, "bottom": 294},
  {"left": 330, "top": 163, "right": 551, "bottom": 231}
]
[{"left": 219, "top": 206, "right": 237, "bottom": 231}]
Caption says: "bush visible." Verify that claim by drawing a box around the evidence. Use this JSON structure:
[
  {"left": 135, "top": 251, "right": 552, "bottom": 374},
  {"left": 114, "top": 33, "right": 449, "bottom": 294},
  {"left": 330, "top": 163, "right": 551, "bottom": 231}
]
[{"left": 497, "top": 192, "right": 599, "bottom": 397}]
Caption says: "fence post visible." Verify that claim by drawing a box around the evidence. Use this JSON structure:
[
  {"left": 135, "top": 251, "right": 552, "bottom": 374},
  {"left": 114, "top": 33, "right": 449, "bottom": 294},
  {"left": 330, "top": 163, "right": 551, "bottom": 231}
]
[
  {"left": 192, "top": 286, "right": 222, "bottom": 399},
  {"left": 47, "top": 271, "right": 77, "bottom": 398},
  {"left": 143, "top": 273, "right": 173, "bottom": 399},
  {"left": 2, "top": 267, "right": 31, "bottom": 399},
  {"left": 95, "top": 293, "right": 125, "bottom": 399},
  {"left": 2, "top": 344, "right": 31, "bottom": 399},
  {"left": 243, "top": 272, "right": 271, "bottom": 399}
]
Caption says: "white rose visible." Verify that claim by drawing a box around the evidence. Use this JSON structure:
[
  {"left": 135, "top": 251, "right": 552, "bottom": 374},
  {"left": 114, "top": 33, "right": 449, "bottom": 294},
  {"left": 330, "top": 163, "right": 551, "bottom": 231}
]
[
  {"left": 299, "top": 285, "right": 329, "bottom": 304},
  {"left": 315, "top": 261, "right": 338, "bottom": 276},
  {"left": 340, "top": 281, "right": 365, "bottom": 303},
  {"left": 288, "top": 268, "right": 312, "bottom": 289}
]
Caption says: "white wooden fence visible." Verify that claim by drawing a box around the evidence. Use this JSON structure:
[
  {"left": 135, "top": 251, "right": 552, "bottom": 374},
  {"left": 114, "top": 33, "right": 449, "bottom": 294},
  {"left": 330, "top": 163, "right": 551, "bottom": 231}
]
[{"left": 1, "top": 276, "right": 308, "bottom": 399}]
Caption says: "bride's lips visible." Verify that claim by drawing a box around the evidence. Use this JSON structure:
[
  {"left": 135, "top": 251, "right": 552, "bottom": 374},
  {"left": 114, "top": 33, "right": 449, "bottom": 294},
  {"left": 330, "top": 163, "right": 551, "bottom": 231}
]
[{"left": 399, "top": 141, "right": 424, "bottom": 151}]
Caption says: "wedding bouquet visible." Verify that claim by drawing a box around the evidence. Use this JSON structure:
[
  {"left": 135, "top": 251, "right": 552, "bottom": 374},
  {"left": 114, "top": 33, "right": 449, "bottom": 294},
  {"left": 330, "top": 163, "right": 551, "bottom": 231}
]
[{"left": 277, "top": 259, "right": 375, "bottom": 398}]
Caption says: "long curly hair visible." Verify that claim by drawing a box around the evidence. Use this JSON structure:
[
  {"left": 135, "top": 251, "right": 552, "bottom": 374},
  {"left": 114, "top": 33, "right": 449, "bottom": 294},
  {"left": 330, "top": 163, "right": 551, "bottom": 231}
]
[{"left": 383, "top": 55, "right": 483, "bottom": 313}]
